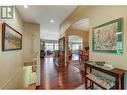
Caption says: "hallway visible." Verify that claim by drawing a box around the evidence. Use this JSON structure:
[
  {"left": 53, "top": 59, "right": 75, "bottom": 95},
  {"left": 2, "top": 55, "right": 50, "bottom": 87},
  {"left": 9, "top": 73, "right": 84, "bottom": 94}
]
[{"left": 36, "top": 56, "right": 84, "bottom": 89}]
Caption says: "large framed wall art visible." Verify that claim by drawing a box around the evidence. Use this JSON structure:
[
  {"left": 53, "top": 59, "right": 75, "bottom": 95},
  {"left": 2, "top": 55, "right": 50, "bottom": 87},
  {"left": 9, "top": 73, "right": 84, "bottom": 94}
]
[
  {"left": 2, "top": 23, "right": 22, "bottom": 51},
  {"left": 92, "top": 18, "right": 123, "bottom": 54}
]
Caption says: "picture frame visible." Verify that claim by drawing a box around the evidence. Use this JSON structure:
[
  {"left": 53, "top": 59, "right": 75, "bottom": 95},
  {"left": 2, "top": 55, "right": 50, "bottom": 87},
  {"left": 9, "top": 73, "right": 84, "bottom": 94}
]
[
  {"left": 2, "top": 23, "right": 22, "bottom": 51},
  {"left": 92, "top": 18, "right": 123, "bottom": 54}
]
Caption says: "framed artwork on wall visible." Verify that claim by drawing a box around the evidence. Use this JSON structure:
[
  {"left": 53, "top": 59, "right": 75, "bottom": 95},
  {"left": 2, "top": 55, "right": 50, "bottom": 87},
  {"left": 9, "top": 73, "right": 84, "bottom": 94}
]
[
  {"left": 92, "top": 17, "right": 123, "bottom": 54},
  {"left": 2, "top": 23, "right": 22, "bottom": 51}
]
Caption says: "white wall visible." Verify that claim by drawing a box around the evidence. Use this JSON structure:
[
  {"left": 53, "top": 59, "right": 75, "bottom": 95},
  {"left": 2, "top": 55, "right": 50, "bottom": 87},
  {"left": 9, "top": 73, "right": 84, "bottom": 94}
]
[{"left": 0, "top": 7, "right": 24, "bottom": 89}]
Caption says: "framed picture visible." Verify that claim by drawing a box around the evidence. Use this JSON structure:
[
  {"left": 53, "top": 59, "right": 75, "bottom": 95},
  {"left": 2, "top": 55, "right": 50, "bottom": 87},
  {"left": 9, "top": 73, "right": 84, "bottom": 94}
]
[
  {"left": 59, "top": 37, "right": 65, "bottom": 52},
  {"left": 92, "top": 18, "right": 123, "bottom": 54},
  {"left": 2, "top": 23, "right": 22, "bottom": 51}
]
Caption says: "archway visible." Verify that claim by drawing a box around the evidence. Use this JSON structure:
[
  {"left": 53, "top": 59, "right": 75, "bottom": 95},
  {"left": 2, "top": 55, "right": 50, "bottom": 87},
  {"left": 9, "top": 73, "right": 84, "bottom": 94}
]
[
  {"left": 65, "top": 18, "right": 89, "bottom": 63},
  {"left": 68, "top": 35, "right": 82, "bottom": 61}
]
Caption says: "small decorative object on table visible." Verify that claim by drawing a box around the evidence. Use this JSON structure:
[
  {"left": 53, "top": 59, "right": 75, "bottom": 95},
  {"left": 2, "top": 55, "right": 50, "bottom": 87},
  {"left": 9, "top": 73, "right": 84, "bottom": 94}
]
[{"left": 95, "top": 61, "right": 105, "bottom": 66}]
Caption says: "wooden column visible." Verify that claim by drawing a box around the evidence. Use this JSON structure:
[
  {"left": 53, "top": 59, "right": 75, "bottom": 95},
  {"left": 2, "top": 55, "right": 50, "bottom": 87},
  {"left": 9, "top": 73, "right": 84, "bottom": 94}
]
[{"left": 65, "top": 35, "right": 69, "bottom": 65}]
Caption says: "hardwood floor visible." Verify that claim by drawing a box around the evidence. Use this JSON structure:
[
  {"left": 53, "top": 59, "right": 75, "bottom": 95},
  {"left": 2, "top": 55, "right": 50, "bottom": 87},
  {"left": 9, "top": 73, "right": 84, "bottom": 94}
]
[{"left": 36, "top": 56, "right": 85, "bottom": 89}]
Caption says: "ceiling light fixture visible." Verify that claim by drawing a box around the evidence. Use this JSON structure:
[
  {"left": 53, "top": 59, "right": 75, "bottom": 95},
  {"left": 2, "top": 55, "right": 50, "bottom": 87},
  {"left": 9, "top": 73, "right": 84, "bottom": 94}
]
[
  {"left": 24, "top": 5, "right": 28, "bottom": 8},
  {"left": 50, "top": 20, "right": 54, "bottom": 23}
]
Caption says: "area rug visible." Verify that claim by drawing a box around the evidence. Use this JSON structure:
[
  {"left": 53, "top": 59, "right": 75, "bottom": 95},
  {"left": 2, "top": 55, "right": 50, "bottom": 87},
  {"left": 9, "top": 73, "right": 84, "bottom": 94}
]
[
  {"left": 74, "top": 84, "right": 101, "bottom": 90},
  {"left": 70, "top": 60, "right": 81, "bottom": 69},
  {"left": 71, "top": 63, "right": 81, "bottom": 69},
  {"left": 74, "top": 84, "right": 85, "bottom": 90}
]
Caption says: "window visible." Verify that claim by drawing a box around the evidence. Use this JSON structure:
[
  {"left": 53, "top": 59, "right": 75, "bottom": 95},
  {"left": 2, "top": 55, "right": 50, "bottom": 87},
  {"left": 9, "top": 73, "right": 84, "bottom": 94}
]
[
  {"left": 45, "top": 43, "right": 54, "bottom": 51},
  {"left": 69, "top": 42, "right": 82, "bottom": 50},
  {"left": 54, "top": 43, "right": 58, "bottom": 50},
  {"left": 45, "top": 42, "right": 58, "bottom": 51}
]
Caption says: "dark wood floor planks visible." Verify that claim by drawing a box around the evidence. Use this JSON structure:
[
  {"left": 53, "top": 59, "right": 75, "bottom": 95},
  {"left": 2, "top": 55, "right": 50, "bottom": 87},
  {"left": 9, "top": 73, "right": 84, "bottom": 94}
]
[{"left": 36, "top": 57, "right": 84, "bottom": 89}]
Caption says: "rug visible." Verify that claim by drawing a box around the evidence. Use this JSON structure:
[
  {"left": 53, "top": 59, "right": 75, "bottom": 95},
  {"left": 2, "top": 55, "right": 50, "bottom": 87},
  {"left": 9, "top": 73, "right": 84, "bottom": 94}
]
[
  {"left": 74, "top": 84, "right": 102, "bottom": 90},
  {"left": 70, "top": 60, "right": 81, "bottom": 69},
  {"left": 71, "top": 63, "right": 81, "bottom": 69},
  {"left": 74, "top": 84, "right": 85, "bottom": 90}
]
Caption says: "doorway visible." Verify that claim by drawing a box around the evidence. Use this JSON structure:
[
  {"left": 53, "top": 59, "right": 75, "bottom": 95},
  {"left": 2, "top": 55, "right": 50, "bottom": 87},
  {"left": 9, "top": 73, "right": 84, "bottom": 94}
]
[
  {"left": 68, "top": 35, "right": 82, "bottom": 61},
  {"left": 65, "top": 17, "right": 89, "bottom": 63}
]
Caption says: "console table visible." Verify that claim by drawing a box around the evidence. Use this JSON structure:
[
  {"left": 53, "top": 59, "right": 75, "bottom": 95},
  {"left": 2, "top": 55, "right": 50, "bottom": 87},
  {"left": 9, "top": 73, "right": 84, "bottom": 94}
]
[{"left": 83, "top": 61, "right": 125, "bottom": 89}]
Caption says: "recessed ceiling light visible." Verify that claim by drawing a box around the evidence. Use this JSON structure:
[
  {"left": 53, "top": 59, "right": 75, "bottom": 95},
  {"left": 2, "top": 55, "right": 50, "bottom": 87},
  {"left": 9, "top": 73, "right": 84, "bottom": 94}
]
[
  {"left": 24, "top": 5, "right": 28, "bottom": 8},
  {"left": 50, "top": 20, "right": 54, "bottom": 23}
]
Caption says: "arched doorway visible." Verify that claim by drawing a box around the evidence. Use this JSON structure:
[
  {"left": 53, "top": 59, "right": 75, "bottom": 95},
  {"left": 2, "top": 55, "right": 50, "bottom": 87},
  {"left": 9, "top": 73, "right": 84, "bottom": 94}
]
[
  {"left": 65, "top": 18, "right": 89, "bottom": 63},
  {"left": 68, "top": 35, "right": 82, "bottom": 61}
]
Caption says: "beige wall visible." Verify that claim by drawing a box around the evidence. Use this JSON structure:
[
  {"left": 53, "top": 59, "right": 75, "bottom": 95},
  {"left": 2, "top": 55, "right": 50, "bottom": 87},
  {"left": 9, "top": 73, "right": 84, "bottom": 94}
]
[
  {"left": 0, "top": 6, "right": 40, "bottom": 89},
  {"left": 0, "top": 7, "right": 24, "bottom": 89},
  {"left": 61, "top": 6, "right": 127, "bottom": 70},
  {"left": 61, "top": 6, "right": 127, "bottom": 88},
  {"left": 23, "top": 22, "right": 40, "bottom": 57},
  {"left": 23, "top": 22, "right": 40, "bottom": 86}
]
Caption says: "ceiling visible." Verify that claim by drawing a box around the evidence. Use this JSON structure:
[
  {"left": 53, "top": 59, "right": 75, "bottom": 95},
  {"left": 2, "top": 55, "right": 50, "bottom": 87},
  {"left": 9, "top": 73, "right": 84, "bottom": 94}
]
[
  {"left": 70, "top": 18, "right": 89, "bottom": 31},
  {"left": 16, "top": 5, "right": 77, "bottom": 40}
]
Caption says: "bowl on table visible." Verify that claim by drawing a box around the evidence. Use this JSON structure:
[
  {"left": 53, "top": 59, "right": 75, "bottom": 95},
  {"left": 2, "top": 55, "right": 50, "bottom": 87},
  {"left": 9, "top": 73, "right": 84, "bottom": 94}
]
[{"left": 95, "top": 61, "right": 105, "bottom": 66}]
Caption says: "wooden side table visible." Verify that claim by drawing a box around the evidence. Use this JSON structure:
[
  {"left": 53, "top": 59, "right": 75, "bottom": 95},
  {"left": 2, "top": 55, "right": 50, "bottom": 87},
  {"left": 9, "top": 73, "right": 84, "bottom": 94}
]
[{"left": 83, "top": 61, "right": 125, "bottom": 89}]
